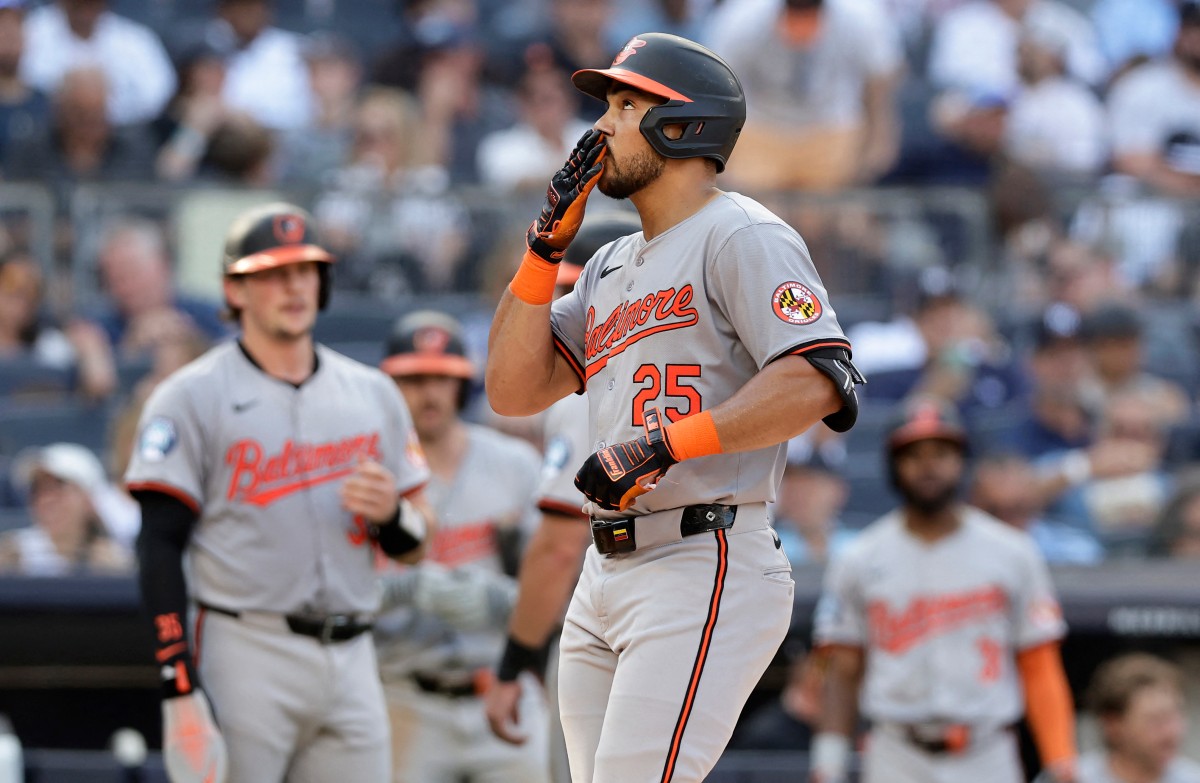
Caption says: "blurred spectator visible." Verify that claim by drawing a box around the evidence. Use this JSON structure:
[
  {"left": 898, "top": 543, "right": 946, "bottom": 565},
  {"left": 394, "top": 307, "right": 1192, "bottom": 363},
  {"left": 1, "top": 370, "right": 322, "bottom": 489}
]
[
  {"left": 608, "top": 0, "right": 711, "bottom": 46},
  {"left": 1148, "top": 479, "right": 1200, "bottom": 559},
  {"left": 928, "top": 0, "right": 1104, "bottom": 99},
  {"left": 1004, "top": 303, "right": 1095, "bottom": 459},
  {"left": 3, "top": 67, "right": 155, "bottom": 186},
  {"left": 1003, "top": 22, "right": 1107, "bottom": 177},
  {"left": 860, "top": 268, "right": 1026, "bottom": 415},
  {"left": 1080, "top": 304, "right": 1190, "bottom": 426},
  {"left": 0, "top": 250, "right": 117, "bottom": 399},
  {"left": 201, "top": 110, "right": 275, "bottom": 186},
  {"left": 728, "top": 641, "right": 820, "bottom": 752},
  {"left": 20, "top": 0, "right": 175, "bottom": 125},
  {"left": 970, "top": 453, "right": 1104, "bottom": 564},
  {"left": 772, "top": 434, "right": 855, "bottom": 565},
  {"left": 314, "top": 87, "right": 473, "bottom": 295},
  {"left": 1044, "top": 238, "right": 1132, "bottom": 316},
  {"left": 0, "top": 443, "right": 135, "bottom": 575},
  {"left": 277, "top": 32, "right": 362, "bottom": 187},
  {"left": 371, "top": 0, "right": 480, "bottom": 90},
  {"left": 1106, "top": 1, "right": 1200, "bottom": 199},
  {"left": 1039, "top": 388, "right": 1174, "bottom": 552},
  {"left": 705, "top": 0, "right": 903, "bottom": 190},
  {"left": 153, "top": 38, "right": 231, "bottom": 182},
  {"left": 373, "top": 2, "right": 512, "bottom": 183},
  {"left": 90, "top": 217, "right": 226, "bottom": 358},
  {"left": 1079, "top": 653, "right": 1200, "bottom": 782},
  {"left": 193, "top": 0, "right": 313, "bottom": 131},
  {"left": 476, "top": 53, "right": 591, "bottom": 191},
  {"left": 0, "top": 0, "right": 49, "bottom": 167},
  {"left": 1091, "top": 0, "right": 1178, "bottom": 83}
]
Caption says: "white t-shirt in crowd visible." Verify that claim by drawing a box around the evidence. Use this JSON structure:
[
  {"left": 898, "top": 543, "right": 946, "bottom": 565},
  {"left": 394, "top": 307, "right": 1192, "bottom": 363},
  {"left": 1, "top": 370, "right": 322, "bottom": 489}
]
[
  {"left": 476, "top": 118, "right": 593, "bottom": 191},
  {"left": 704, "top": 0, "right": 902, "bottom": 128},
  {"left": 928, "top": 0, "right": 1105, "bottom": 98},
  {"left": 1108, "top": 61, "right": 1200, "bottom": 159},
  {"left": 1005, "top": 77, "right": 1107, "bottom": 174}
]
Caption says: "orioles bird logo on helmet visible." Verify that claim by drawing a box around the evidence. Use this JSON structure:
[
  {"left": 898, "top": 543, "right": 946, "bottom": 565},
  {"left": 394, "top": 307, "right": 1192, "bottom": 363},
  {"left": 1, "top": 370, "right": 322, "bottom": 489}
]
[{"left": 612, "top": 37, "right": 646, "bottom": 65}]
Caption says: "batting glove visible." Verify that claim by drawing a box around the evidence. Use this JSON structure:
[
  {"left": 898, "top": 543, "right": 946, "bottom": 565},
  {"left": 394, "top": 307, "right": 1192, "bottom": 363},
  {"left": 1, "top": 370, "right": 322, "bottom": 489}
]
[
  {"left": 575, "top": 408, "right": 678, "bottom": 511},
  {"left": 527, "top": 129, "right": 606, "bottom": 263},
  {"left": 162, "top": 690, "right": 228, "bottom": 783}
]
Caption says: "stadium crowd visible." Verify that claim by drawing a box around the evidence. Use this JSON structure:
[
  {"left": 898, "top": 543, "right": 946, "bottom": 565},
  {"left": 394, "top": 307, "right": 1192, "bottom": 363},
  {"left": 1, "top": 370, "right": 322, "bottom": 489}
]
[{"left": 0, "top": 0, "right": 1199, "bottom": 780}]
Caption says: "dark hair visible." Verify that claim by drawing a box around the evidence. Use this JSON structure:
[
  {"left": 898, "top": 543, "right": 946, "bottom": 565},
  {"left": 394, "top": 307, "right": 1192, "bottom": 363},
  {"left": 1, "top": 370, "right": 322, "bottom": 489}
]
[
  {"left": 1147, "top": 478, "right": 1200, "bottom": 556},
  {"left": 1087, "top": 653, "right": 1182, "bottom": 732}
]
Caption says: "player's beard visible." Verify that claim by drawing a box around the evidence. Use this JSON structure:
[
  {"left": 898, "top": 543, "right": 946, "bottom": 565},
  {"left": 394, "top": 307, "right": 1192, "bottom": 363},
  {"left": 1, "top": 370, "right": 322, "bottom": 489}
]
[
  {"left": 895, "top": 477, "right": 960, "bottom": 517},
  {"left": 599, "top": 145, "right": 666, "bottom": 199}
]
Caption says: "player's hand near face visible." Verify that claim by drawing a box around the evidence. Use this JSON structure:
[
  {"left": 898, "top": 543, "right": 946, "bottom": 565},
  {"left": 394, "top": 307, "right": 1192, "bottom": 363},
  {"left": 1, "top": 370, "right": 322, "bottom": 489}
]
[
  {"left": 526, "top": 129, "right": 607, "bottom": 264},
  {"left": 484, "top": 679, "right": 529, "bottom": 745},
  {"left": 340, "top": 457, "right": 400, "bottom": 523}
]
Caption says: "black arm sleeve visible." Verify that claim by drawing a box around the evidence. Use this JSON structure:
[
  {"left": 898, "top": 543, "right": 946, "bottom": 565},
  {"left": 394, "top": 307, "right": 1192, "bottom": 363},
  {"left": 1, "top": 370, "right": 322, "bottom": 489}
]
[
  {"left": 371, "top": 507, "right": 422, "bottom": 558},
  {"left": 805, "top": 347, "right": 867, "bottom": 433},
  {"left": 133, "top": 490, "right": 199, "bottom": 698}
]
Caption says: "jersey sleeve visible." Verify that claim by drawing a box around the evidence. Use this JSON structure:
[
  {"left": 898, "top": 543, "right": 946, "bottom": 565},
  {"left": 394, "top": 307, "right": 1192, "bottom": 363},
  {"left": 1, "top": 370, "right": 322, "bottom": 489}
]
[
  {"left": 512, "top": 439, "right": 544, "bottom": 536},
  {"left": 708, "top": 222, "right": 850, "bottom": 369},
  {"left": 812, "top": 548, "right": 866, "bottom": 648},
  {"left": 124, "top": 378, "right": 208, "bottom": 513},
  {"left": 535, "top": 396, "right": 590, "bottom": 518},
  {"left": 378, "top": 375, "right": 431, "bottom": 496},
  {"left": 1011, "top": 539, "right": 1067, "bottom": 650},
  {"left": 549, "top": 276, "right": 588, "bottom": 387}
]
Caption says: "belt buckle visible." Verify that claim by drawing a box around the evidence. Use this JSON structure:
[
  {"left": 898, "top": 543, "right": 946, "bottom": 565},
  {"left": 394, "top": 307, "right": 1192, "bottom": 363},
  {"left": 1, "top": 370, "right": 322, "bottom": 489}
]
[
  {"left": 591, "top": 518, "right": 637, "bottom": 555},
  {"left": 320, "top": 615, "right": 351, "bottom": 644}
]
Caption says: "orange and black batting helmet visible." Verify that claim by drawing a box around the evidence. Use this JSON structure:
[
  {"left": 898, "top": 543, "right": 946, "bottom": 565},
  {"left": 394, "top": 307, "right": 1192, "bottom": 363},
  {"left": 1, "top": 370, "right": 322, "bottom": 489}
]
[
  {"left": 222, "top": 202, "right": 335, "bottom": 309},
  {"left": 572, "top": 32, "right": 746, "bottom": 172},
  {"left": 381, "top": 310, "right": 476, "bottom": 409},
  {"left": 885, "top": 396, "right": 969, "bottom": 459}
]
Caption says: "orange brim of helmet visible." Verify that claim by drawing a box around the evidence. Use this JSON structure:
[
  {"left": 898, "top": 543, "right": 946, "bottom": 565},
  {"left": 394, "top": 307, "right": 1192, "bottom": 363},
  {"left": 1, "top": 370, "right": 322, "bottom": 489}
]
[
  {"left": 572, "top": 67, "right": 693, "bottom": 104},
  {"left": 226, "top": 245, "right": 335, "bottom": 275},
  {"left": 380, "top": 353, "right": 475, "bottom": 380},
  {"left": 888, "top": 421, "right": 967, "bottom": 452}
]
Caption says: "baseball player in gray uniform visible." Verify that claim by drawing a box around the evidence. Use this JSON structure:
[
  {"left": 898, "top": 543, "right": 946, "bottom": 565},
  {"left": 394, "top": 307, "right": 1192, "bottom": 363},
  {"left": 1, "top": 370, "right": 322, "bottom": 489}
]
[
  {"left": 486, "top": 214, "right": 642, "bottom": 766},
  {"left": 373, "top": 310, "right": 551, "bottom": 783},
  {"left": 487, "top": 33, "right": 864, "bottom": 783},
  {"left": 127, "top": 203, "right": 430, "bottom": 783},
  {"left": 812, "top": 396, "right": 1078, "bottom": 783}
]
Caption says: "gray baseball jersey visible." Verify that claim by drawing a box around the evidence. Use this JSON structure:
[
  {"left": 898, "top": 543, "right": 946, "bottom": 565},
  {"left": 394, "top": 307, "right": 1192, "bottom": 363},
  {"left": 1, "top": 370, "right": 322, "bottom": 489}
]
[
  {"left": 814, "top": 506, "right": 1067, "bottom": 726},
  {"left": 376, "top": 424, "right": 541, "bottom": 680},
  {"left": 537, "top": 392, "right": 591, "bottom": 517},
  {"left": 551, "top": 191, "right": 851, "bottom": 520},
  {"left": 126, "top": 341, "right": 430, "bottom": 615},
  {"left": 548, "top": 191, "right": 848, "bottom": 782},
  {"left": 375, "top": 424, "right": 549, "bottom": 783}
]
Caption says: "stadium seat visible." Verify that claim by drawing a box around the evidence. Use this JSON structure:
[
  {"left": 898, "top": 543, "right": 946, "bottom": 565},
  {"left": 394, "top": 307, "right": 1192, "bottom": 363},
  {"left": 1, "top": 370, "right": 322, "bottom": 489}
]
[
  {"left": 0, "top": 358, "right": 74, "bottom": 400},
  {"left": 0, "top": 401, "right": 114, "bottom": 460}
]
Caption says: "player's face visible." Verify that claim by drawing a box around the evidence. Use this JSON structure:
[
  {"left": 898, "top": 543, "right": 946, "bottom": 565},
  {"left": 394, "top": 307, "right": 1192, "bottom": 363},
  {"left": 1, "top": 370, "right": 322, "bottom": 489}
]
[
  {"left": 1108, "top": 684, "right": 1186, "bottom": 774},
  {"left": 228, "top": 261, "right": 321, "bottom": 341},
  {"left": 594, "top": 87, "right": 667, "bottom": 199},
  {"left": 393, "top": 374, "right": 461, "bottom": 441},
  {"left": 892, "top": 439, "right": 964, "bottom": 515}
]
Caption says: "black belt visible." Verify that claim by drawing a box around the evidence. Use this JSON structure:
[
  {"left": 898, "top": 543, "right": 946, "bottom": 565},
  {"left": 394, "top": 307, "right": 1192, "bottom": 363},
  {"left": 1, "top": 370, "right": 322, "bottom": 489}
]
[
  {"left": 900, "top": 723, "right": 1012, "bottom": 755},
  {"left": 200, "top": 602, "right": 373, "bottom": 644},
  {"left": 411, "top": 673, "right": 478, "bottom": 699},
  {"left": 591, "top": 504, "right": 736, "bottom": 555}
]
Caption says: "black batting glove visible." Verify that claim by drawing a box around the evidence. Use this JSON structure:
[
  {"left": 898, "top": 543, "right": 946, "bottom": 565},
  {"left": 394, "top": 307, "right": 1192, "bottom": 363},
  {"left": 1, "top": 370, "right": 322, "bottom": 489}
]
[
  {"left": 527, "top": 129, "right": 606, "bottom": 263},
  {"left": 575, "top": 408, "right": 678, "bottom": 511}
]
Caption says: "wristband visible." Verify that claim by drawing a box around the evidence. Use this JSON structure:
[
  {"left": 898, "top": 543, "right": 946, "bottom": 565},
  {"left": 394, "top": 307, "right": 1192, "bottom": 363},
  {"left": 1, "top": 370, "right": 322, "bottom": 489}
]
[
  {"left": 496, "top": 636, "right": 548, "bottom": 682},
  {"left": 509, "top": 250, "right": 560, "bottom": 306},
  {"left": 663, "top": 411, "right": 722, "bottom": 461},
  {"left": 810, "top": 732, "right": 850, "bottom": 782}
]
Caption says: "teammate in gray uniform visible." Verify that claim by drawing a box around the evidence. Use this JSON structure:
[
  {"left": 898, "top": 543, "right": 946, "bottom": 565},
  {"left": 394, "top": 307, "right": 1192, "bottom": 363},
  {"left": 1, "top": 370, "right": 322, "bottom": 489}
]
[
  {"left": 812, "top": 396, "right": 1078, "bottom": 783},
  {"left": 373, "top": 310, "right": 551, "bottom": 783},
  {"left": 486, "top": 214, "right": 642, "bottom": 762},
  {"left": 486, "top": 33, "right": 864, "bottom": 783},
  {"left": 127, "top": 203, "right": 430, "bottom": 783}
]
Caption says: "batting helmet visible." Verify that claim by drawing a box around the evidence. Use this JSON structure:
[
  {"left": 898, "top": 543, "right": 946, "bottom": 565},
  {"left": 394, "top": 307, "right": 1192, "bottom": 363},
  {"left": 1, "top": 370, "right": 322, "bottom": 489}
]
[
  {"left": 572, "top": 33, "right": 746, "bottom": 172},
  {"left": 222, "top": 202, "right": 335, "bottom": 309},
  {"left": 380, "top": 310, "right": 475, "bottom": 381},
  {"left": 557, "top": 211, "right": 643, "bottom": 287},
  {"left": 885, "top": 396, "right": 969, "bottom": 458}
]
